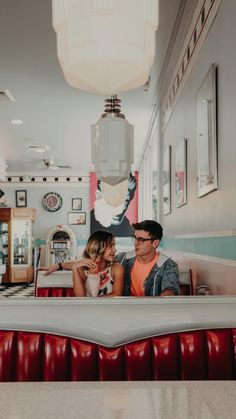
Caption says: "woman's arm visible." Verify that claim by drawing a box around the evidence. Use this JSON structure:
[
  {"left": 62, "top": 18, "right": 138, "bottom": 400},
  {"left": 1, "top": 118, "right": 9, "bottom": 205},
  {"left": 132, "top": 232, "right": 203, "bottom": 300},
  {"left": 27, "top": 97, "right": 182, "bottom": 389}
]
[
  {"left": 101, "top": 262, "right": 124, "bottom": 297},
  {"left": 38, "top": 258, "right": 97, "bottom": 276},
  {"left": 38, "top": 261, "right": 77, "bottom": 276},
  {"left": 72, "top": 266, "right": 87, "bottom": 297}
]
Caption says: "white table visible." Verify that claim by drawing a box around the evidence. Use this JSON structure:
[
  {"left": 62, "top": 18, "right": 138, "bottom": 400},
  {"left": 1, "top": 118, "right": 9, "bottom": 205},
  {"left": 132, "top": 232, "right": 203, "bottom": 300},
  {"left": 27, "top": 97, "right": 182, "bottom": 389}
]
[{"left": 0, "top": 381, "right": 235, "bottom": 419}]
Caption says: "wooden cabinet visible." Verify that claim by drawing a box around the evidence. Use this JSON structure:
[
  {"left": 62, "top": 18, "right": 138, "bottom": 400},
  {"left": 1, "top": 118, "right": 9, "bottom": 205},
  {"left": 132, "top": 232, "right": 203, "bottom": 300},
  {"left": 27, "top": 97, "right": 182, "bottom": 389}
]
[{"left": 0, "top": 208, "right": 36, "bottom": 283}]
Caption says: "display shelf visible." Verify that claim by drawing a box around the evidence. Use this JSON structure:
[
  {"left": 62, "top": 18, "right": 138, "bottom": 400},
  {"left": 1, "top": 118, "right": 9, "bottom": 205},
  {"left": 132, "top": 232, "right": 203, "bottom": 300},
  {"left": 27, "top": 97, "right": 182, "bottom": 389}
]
[{"left": 0, "top": 208, "right": 36, "bottom": 283}]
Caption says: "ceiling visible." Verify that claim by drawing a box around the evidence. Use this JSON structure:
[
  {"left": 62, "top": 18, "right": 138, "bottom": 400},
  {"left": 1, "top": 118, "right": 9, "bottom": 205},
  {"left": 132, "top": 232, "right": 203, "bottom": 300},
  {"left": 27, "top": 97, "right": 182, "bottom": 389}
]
[{"left": 0, "top": 0, "right": 182, "bottom": 176}]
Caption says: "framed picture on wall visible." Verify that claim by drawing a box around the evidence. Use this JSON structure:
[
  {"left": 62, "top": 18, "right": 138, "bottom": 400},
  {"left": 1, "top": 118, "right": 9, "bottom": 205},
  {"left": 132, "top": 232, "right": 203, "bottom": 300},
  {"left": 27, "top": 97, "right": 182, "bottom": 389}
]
[
  {"left": 196, "top": 64, "right": 218, "bottom": 197},
  {"left": 90, "top": 171, "right": 138, "bottom": 237},
  {"left": 0, "top": 189, "right": 7, "bottom": 207},
  {"left": 175, "top": 139, "right": 187, "bottom": 208},
  {"left": 152, "top": 171, "right": 158, "bottom": 221},
  {"left": 163, "top": 146, "right": 171, "bottom": 215},
  {"left": 68, "top": 212, "right": 86, "bottom": 225},
  {"left": 15, "top": 190, "right": 27, "bottom": 208},
  {"left": 72, "top": 198, "right": 82, "bottom": 211}
]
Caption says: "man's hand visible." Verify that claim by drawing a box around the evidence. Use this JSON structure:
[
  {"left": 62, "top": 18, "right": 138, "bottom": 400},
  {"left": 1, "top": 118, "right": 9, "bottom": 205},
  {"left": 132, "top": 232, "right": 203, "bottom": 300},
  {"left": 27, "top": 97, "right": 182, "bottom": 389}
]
[{"left": 160, "top": 289, "right": 175, "bottom": 296}]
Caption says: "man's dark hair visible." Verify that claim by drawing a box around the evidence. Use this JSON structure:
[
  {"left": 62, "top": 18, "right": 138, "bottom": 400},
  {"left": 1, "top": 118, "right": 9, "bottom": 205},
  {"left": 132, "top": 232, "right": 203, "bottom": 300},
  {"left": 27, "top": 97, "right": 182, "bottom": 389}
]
[{"left": 132, "top": 220, "right": 163, "bottom": 240}]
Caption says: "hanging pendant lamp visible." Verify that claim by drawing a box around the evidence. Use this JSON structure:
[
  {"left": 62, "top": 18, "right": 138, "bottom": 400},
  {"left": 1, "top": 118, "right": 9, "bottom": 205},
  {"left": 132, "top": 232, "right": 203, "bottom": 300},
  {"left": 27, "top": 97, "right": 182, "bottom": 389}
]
[
  {"left": 0, "top": 157, "right": 7, "bottom": 181},
  {"left": 52, "top": 0, "right": 159, "bottom": 96},
  {"left": 91, "top": 96, "right": 134, "bottom": 185}
]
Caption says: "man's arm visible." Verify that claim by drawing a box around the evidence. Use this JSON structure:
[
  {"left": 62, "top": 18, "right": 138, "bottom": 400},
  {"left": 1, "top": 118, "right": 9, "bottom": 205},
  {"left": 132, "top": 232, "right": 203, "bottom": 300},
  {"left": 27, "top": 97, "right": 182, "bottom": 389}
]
[{"left": 160, "top": 259, "right": 180, "bottom": 296}]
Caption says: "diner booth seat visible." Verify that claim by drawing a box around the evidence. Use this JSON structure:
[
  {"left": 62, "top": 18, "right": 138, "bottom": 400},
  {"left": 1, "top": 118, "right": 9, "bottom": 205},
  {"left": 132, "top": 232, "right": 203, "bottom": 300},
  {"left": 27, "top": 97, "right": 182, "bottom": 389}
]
[
  {"left": 35, "top": 271, "right": 74, "bottom": 297},
  {"left": 0, "top": 328, "right": 235, "bottom": 382},
  {"left": 37, "top": 287, "right": 75, "bottom": 297},
  {"left": 0, "top": 297, "right": 236, "bottom": 382}
]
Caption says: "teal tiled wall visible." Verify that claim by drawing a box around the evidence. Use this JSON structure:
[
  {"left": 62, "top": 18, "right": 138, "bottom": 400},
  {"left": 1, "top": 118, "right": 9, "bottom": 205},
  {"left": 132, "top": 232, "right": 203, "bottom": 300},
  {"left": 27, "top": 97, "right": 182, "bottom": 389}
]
[{"left": 161, "top": 236, "right": 236, "bottom": 261}]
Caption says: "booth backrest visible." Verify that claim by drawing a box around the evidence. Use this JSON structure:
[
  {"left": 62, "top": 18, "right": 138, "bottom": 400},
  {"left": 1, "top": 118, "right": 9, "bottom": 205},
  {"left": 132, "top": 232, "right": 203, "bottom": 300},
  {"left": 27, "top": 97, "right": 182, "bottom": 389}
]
[
  {"left": 0, "top": 328, "right": 235, "bottom": 381},
  {"left": 36, "top": 269, "right": 193, "bottom": 297},
  {"left": 36, "top": 268, "right": 192, "bottom": 297}
]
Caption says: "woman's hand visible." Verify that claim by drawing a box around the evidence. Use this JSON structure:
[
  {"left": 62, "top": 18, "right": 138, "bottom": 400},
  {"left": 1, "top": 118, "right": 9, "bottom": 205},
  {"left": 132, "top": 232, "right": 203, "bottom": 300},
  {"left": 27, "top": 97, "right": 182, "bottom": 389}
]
[
  {"left": 72, "top": 258, "right": 97, "bottom": 272},
  {"left": 72, "top": 258, "right": 98, "bottom": 297},
  {"left": 37, "top": 265, "right": 59, "bottom": 276}
]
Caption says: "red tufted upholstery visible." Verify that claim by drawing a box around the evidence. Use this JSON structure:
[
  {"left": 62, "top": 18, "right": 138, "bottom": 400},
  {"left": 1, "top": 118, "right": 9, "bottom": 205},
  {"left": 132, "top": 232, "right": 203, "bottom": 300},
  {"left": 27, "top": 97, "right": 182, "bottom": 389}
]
[
  {"left": 0, "top": 328, "right": 235, "bottom": 382},
  {"left": 37, "top": 287, "right": 75, "bottom": 297}
]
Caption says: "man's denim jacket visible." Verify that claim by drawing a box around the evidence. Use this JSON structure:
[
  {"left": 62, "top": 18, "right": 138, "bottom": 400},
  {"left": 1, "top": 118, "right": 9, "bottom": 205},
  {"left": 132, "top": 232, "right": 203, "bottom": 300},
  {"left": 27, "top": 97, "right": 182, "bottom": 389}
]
[{"left": 116, "top": 251, "right": 180, "bottom": 296}]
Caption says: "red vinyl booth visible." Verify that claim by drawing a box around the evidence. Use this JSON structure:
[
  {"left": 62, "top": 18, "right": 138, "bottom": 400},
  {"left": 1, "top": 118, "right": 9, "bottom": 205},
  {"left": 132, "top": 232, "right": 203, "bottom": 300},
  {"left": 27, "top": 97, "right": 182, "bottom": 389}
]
[
  {"left": 0, "top": 328, "right": 235, "bottom": 382},
  {"left": 37, "top": 287, "right": 75, "bottom": 297}
]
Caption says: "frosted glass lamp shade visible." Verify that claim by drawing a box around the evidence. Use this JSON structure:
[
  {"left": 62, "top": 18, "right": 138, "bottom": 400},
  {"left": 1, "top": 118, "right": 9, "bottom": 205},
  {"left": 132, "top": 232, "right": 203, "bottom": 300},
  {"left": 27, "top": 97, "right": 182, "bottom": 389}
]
[
  {"left": 0, "top": 158, "right": 7, "bottom": 181},
  {"left": 52, "top": 0, "right": 159, "bottom": 96},
  {"left": 91, "top": 115, "right": 134, "bottom": 185}
]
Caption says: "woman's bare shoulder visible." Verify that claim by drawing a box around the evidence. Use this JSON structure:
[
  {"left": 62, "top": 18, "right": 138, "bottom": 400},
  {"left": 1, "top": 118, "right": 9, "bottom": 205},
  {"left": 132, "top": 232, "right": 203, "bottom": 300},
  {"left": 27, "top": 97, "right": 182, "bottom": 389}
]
[{"left": 111, "top": 262, "right": 124, "bottom": 273}]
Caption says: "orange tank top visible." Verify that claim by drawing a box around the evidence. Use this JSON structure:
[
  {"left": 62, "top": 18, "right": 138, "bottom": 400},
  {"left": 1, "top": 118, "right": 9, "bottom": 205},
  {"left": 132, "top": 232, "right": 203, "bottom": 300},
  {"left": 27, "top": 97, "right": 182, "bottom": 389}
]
[{"left": 131, "top": 254, "right": 158, "bottom": 296}]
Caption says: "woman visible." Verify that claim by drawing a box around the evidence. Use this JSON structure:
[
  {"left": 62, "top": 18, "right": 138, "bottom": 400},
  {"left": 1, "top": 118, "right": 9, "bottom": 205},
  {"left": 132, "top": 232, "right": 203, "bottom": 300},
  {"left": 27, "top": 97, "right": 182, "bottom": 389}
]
[{"left": 72, "top": 231, "right": 123, "bottom": 297}]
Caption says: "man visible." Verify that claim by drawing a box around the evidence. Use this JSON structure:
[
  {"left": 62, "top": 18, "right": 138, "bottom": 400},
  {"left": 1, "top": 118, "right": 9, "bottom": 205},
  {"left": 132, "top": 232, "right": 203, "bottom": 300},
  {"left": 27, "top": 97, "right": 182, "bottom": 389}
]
[{"left": 116, "top": 220, "right": 180, "bottom": 296}]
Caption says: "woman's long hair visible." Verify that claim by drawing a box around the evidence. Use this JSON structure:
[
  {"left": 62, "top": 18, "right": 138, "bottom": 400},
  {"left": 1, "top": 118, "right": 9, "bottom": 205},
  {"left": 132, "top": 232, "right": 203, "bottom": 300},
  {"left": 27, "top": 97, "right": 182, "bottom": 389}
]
[{"left": 83, "top": 230, "right": 114, "bottom": 261}]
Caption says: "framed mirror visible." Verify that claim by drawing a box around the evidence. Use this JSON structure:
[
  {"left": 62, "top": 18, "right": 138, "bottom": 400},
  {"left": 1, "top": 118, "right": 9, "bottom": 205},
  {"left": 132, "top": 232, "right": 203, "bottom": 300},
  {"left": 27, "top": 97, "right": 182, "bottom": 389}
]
[
  {"left": 175, "top": 139, "right": 187, "bottom": 208},
  {"left": 163, "top": 146, "right": 171, "bottom": 215},
  {"left": 196, "top": 64, "right": 218, "bottom": 197}
]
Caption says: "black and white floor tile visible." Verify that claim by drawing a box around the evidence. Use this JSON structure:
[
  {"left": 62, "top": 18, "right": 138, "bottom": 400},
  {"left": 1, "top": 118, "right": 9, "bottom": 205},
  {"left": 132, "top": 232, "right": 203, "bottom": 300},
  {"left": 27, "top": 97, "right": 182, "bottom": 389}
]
[{"left": 0, "top": 283, "right": 35, "bottom": 298}]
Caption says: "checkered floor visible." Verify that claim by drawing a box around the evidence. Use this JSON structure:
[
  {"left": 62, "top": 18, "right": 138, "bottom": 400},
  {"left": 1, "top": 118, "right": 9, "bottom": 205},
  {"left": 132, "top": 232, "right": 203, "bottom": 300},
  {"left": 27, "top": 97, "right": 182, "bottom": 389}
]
[{"left": 0, "top": 283, "right": 35, "bottom": 298}]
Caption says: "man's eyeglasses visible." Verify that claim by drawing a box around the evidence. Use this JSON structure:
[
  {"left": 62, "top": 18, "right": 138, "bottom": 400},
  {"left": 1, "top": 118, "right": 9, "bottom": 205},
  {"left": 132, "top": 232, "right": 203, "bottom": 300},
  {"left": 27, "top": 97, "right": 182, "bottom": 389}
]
[{"left": 131, "top": 234, "right": 155, "bottom": 244}]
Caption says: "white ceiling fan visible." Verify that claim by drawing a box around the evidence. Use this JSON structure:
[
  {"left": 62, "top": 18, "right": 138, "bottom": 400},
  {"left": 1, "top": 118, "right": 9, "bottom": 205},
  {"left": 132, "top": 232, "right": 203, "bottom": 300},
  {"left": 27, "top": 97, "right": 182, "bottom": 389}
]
[{"left": 43, "top": 159, "right": 72, "bottom": 170}]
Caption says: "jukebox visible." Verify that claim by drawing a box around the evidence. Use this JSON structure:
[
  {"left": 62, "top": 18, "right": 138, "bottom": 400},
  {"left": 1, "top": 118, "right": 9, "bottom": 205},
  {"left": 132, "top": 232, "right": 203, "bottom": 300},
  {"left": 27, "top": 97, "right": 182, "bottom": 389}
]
[{"left": 45, "top": 225, "right": 76, "bottom": 266}]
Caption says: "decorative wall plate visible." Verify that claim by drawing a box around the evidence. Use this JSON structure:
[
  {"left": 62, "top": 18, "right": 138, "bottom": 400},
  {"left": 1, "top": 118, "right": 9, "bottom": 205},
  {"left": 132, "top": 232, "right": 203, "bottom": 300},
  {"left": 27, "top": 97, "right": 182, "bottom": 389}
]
[{"left": 42, "top": 192, "right": 63, "bottom": 212}]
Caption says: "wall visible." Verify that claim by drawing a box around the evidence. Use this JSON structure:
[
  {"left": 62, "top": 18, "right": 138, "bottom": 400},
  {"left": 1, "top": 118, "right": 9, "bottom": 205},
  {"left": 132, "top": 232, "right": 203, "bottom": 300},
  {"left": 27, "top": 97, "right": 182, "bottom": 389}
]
[
  {"left": 0, "top": 180, "right": 90, "bottom": 254},
  {"left": 0, "top": 178, "right": 134, "bottom": 260},
  {"left": 159, "top": 0, "right": 236, "bottom": 294},
  {"left": 162, "top": 0, "right": 236, "bottom": 233}
]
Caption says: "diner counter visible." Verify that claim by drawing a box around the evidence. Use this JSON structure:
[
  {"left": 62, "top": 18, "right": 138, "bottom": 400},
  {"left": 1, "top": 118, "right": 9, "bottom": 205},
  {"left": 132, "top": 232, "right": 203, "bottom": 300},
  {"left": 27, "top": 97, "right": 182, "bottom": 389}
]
[{"left": 0, "top": 381, "right": 235, "bottom": 419}]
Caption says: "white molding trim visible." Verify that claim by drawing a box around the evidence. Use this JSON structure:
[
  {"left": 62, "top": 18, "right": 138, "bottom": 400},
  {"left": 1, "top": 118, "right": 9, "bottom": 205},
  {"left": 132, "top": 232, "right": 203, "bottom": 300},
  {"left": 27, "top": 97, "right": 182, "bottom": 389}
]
[
  {"left": 153, "top": 0, "right": 188, "bottom": 106},
  {"left": 1, "top": 298, "right": 236, "bottom": 347},
  {"left": 161, "top": 0, "right": 223, "bottom": 131},
  {"left": 0, "top": 175, "right": 89, "bottom": 185},
  {"left": 137, "top": 106, "right": 158, "bottom": 170},
  {"left": 137, "top": 0, "right": 188, "bottom": 170},
  {"left": 137, "top": 0, "right": 223, "bottom": 169}
]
